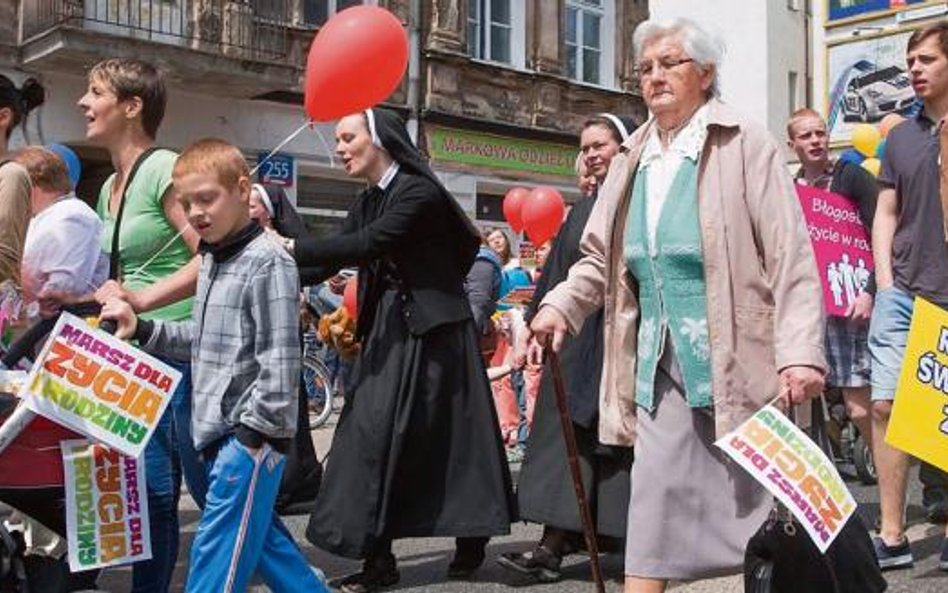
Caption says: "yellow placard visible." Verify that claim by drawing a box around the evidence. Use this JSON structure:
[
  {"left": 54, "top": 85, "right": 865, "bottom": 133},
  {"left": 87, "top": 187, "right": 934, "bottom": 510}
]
[{"left": 887, "top": 297, "right": 948, "bottom": 472}]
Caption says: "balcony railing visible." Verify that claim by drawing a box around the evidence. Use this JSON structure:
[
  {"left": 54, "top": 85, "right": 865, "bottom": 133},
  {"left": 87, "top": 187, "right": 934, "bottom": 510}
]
[{"left": 21, "top": 0, "right": 291, "bottom": 61}]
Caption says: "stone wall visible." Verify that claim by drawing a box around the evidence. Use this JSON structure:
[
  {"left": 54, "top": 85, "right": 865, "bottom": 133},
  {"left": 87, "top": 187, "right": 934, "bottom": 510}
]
[{"left": 422, "top": 0, "right": 648, "bottom": 136}]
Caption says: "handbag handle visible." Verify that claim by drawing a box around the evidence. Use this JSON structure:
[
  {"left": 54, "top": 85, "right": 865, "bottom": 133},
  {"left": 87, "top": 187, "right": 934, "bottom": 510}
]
[{"left": 109, "top": 147, "right": 161, "bottom": 281}]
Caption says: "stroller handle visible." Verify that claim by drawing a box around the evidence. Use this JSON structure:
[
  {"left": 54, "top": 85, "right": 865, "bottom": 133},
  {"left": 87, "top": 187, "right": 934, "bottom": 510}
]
[
  {"left": 0, "top": 404, "right": 35, "bottom": 457},
  {"left": 2, "top": 302, "right": 114, "bottom": 369}
]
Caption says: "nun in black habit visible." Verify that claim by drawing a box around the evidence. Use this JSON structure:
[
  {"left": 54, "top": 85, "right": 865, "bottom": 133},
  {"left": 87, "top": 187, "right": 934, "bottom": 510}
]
[
  {"left": 285, "top": 108, "right": 515, "bottom": 593},
  {"left": 247, "top": 182, "right": 324, "bottom": 515},
  {"left": 497, "top": 114, "right": 637, "bottom": 583},
  {"left": 250, "top": 182, "right": 307, "bottom": 238}
]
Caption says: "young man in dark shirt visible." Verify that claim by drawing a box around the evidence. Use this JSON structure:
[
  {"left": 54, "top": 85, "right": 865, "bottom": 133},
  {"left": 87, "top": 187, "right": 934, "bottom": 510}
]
[{"left": 869, "top": 22, "right": 948, "bottom": 572}]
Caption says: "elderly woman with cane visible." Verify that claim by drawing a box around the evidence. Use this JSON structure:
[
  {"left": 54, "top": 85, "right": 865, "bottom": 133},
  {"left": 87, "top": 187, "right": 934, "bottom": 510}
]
[{"left": 530, "top": 18, "right": 826, "bottom": 593}]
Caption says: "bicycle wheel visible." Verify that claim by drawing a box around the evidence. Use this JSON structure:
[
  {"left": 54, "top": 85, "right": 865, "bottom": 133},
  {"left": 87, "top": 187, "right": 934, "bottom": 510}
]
[
  {"left": 302, "top": 355, "right": 334, "bottom": 429},
  {"left": 853, "top": 432, "right": 877, "bottom": 485}
]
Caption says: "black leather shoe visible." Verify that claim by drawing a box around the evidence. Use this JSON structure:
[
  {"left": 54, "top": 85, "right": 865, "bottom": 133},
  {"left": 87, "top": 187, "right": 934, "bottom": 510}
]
[
  {"left": 447, "top": 537, "right": 487, "bottom": 579},
  {"left": 335, "top": 554, "right": 400, "bottom": 593}
]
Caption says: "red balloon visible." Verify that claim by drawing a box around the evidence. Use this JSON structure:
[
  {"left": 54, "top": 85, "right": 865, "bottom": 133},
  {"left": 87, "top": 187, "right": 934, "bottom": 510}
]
[
  {"left": 502, "top": 187, "right": 530, "bottom": 233},
  {"left": 522, "top": 187, "right": 565, "bottom": 246},
  {"left": 304, "top": 7, "right": 409, "bottom": 122},
  {"left": 343, "top": 276, "right": 358, "bottom": 319}
]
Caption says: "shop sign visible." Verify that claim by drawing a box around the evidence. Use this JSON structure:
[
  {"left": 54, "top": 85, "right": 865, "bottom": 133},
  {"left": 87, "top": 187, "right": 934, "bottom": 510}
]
[{"left": 427, "top": 126, "right": 576, "bottom": 177}]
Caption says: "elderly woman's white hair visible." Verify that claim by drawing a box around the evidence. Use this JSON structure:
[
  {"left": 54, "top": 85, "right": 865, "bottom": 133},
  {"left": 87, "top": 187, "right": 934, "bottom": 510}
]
[{"left": 632, "top": 17, "right": 725, "bottom": 98}]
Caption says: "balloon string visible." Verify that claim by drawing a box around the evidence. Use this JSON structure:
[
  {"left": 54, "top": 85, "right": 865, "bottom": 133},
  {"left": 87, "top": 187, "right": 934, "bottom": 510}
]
[
  {"left": 312, "top": 123, "right": 336, "bottom": 168},
  {"left": 123, "top": 224, "right": 192, "bottom": 281},
  {"left": 115, "top": 120, "right": 315, "bottom": 285},
  {"left": 112, "top": 120, "right": 322, "bottom": 284},
  {"left": 251, "top": 120, "right": 312, "bottom": 176}
]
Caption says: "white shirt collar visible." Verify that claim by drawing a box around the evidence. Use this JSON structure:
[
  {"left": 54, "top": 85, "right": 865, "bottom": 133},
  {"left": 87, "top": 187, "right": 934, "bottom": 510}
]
[
  {"left": 34, "top": 192, "right": 75, "bottom": 220},
  {"left": 640, "top": 102, "right": 710, "bottom": 168},
  {"left": 377, "top": 162, "right": 400, "bottom": 191}
]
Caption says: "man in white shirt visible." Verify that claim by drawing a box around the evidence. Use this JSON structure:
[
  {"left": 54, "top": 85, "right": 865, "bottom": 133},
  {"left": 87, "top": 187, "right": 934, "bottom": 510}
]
[
  {"left": 2, "top": 146, "right": 106, "bottom": 590},
  {"left": 12, "top": 147, "right": 107, "bottom": 317}
]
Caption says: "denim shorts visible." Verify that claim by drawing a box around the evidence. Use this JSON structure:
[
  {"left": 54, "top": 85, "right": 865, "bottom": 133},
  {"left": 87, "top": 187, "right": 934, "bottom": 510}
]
[
  {"left": 824, "top": 316, "right": 871, "bottom": 388},
  {"left": 868, "top": 287, "right": 915, "bottom": 401}
]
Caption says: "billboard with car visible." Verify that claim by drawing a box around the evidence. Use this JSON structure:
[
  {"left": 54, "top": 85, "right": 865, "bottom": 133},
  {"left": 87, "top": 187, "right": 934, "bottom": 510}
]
[{"left": 826, "top": 29, "right": 920, "bottom": 145}]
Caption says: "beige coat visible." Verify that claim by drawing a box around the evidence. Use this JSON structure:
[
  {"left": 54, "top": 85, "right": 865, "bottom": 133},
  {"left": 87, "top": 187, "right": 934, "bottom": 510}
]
[
  {"left": 543, "top": 98, "right": 826, "bottom": 447},
  {"left": 0, "top": 161, "right": 31, "bottom": 286}
]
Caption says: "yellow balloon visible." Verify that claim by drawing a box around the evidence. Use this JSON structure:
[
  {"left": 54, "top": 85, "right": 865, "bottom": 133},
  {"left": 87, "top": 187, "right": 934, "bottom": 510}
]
[
  {"left": 851, "top": 123, "right": 881, "bottom": 158},
  {"left": 879, "top": 113, "right": 906, "bottom": 138},
  {"left": 862, "top": 157, "right": 881, "bottom": 177}
]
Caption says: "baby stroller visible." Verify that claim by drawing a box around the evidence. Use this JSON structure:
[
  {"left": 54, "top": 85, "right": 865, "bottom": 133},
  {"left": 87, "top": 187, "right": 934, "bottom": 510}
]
[{"left": 0, "top": 303, "right": 106, "bottom": 592}]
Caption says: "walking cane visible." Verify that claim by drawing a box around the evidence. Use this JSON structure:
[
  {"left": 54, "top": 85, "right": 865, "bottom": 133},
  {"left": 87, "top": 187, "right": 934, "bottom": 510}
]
[{"left": 546, "top": 349, "right": 606, "bottom": 593}]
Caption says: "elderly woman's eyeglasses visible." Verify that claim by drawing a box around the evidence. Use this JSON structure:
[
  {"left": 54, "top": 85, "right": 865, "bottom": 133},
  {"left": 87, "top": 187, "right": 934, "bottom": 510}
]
[{"left": 635, "top": 57, "right": 695, "bottom": 79}]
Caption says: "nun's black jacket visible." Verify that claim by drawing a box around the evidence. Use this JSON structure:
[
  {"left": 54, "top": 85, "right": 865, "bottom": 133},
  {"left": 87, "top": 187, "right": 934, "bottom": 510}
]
[{"left": 295, "top": 170, "right": 478, "bottom": 338}]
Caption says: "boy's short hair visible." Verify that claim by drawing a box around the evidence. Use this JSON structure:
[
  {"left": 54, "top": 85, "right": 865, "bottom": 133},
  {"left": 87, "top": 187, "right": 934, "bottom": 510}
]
[
  {"left": 11, "top": 146, "right": 72, "bottom": 194},
  {"left": 786, "top": 108, "right": 824, "bottom": 139},
  {"left": 89, "top": 58, "right": 166, "bottom": 139},
  {"left": 174, "top": 138, "right": 250, "bottom": 191},
  {"left": 907, "top": 21, "right": 948, "bottom": 59}
]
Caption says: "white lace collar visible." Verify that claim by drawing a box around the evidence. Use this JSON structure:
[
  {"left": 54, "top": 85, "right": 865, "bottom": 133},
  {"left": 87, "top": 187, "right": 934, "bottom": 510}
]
[{"left": 640, "top": 102, "right": 710, "bottom": 168}]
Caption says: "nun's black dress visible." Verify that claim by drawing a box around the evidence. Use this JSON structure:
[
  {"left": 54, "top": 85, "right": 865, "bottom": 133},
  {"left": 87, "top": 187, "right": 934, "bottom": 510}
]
[
  {"left": 516, "top": 196, "right": 633, "bottom": 538},
  {"left": 264, "top": 184, "right": 322, "bottom": 515},
  {"left": 294, "top": 110, "right": 514, "bottom": 561}
]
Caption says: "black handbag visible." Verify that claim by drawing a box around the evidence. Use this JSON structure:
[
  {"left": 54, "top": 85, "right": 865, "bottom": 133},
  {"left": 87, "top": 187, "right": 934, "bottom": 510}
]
[
  {"left": 743, "top": 403, "right": 887, "bottom": 593},
  {"left": 744, "top": 501, "right": 886, "bottom": 593}
]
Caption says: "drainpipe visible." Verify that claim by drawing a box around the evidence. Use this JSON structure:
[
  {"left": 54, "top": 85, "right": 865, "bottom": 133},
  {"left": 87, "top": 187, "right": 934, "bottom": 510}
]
[
  {"left": 804, "top": 0, "right": 812, "bottom": 109},
  {"left": 406, "top": 0, "right": 422, "bottom": 144}
]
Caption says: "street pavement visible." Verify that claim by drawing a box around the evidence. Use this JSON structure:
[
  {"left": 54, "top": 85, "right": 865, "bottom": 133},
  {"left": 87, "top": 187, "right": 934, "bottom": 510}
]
[{"left": 98, "top": 417, "right": 948, "bottom": 593}]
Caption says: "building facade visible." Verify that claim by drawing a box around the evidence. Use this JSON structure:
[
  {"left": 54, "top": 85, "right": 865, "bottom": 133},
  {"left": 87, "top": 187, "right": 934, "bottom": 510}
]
[
  {"left": 1, "top": 0, "right": 647, "bottom": 238},
  {"left": 419, "top": 0, "right": 647, "bottom": 228}
]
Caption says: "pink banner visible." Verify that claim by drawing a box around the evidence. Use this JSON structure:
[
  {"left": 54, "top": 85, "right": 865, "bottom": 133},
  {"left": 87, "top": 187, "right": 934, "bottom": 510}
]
[{"left": 795, "top": 185, "right": 874, "bottom": 317}]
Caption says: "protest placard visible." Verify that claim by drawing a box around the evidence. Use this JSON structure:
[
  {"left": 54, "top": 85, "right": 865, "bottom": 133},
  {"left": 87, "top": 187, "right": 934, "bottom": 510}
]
[
  {"left": 18, "top": 312, "right": 179, "bottom": 458},
  {"left": 795, "top": 184, "right": 873, "bottom": 317},
  {"left": 715, "top": 404, "right": 857, "bottom": 553},
  {"left": 887, "top": 297, "right": 948, "bottom": 473},
  {"left": 62, "top": 439, "right": 150, "bottom": 572}
]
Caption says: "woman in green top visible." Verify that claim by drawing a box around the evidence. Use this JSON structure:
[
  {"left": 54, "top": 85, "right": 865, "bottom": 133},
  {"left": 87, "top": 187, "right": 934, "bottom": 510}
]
[{"left": 77, "top": 58, "right": 206, "bottom": 593}]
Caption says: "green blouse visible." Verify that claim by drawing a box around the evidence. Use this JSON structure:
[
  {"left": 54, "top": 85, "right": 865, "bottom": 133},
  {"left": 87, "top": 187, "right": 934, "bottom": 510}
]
[{"left": 97, "top": 149, "right": 193, "bottom": 322}]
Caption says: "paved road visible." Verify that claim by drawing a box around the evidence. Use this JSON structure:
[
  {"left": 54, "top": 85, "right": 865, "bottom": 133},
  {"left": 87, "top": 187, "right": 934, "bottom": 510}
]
[{"left": 97, "top": 417, "right": 947, "bottom": 592}]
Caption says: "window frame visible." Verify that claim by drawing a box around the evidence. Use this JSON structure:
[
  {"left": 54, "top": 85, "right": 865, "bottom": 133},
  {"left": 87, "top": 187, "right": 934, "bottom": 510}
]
[
  {"left": 467, "top": 0, "right": 526, "bottom": 70},
  {"left": 564, "top": 0, "right": 616, "bottom": 89},
  {"left": 297, "top": 0, "right": 374, "bottom": 28}
]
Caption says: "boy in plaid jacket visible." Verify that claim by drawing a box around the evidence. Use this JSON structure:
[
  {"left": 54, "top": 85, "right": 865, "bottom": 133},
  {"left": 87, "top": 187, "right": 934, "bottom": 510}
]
[{"left": 102, "top": 138, "right": 327, "bottom": 593}]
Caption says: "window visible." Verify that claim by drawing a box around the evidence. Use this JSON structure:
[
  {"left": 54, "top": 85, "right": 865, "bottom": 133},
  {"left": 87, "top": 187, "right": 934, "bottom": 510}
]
[
  {"left": 296, "top": 175, "right": 363, "bottom": 237},
  {"left": 788, "top": 70, "right": 799, "bottom": 115},
  {"left": 300, "top": 0, "right": 365, "bottom": 27},
  {"left": 467, "top": 0, "right": 525, "bottom": 68},
  {"left": 475, "top": 192, "right": 505, "bottom": 222},
  {"left": 565, "top": 0, "right": 615, "bottom": 87}
]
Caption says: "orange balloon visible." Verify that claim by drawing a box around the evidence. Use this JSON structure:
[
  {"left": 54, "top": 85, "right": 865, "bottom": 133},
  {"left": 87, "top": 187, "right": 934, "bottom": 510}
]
[
  {"left": 522, "top": 187, "right": 565, "bottom": 246},
  {"left": 304, "top": 7, "right": 408, "bottom": 122},
  {"left": 343, "top": 276, "right": 358, "bottom": 319},
  {"left": 879, "top": 113, "right": 906, "bottom": 138},
  {"left": 502, "top": 187, "right": 530, "bottom": 233}
]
